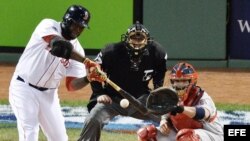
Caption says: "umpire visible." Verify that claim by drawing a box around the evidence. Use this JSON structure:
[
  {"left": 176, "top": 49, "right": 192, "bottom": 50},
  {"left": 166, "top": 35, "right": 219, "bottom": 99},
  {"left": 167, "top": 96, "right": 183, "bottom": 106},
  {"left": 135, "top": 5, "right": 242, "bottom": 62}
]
[{"left": 78, "top": 21, "right": 168, "bottom": 141}]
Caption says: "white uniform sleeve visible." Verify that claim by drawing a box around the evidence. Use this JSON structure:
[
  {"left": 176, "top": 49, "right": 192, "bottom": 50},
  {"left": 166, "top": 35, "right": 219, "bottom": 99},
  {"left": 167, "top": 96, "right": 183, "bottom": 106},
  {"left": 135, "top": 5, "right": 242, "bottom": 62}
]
[
  {"left": 197, "top": 92, "right": 217, "bottom": 119},
  {"left": 35, "top": 19, "right": 61, "bottom": 39}
]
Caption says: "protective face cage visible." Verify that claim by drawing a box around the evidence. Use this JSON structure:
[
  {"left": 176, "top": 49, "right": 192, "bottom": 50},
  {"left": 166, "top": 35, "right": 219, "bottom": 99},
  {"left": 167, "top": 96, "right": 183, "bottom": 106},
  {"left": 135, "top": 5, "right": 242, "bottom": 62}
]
[
  {"left": 169, "top": 62, "right": 198, "bottom": 100},
  {"left": 127, "top": 29, "right": 148, "bottom": 53},
  {"left": 121, "top": 21, "right": 151, "bottom": 71},
  {"left": 124, "top": 21, "right": 150, "bottom": 54}
]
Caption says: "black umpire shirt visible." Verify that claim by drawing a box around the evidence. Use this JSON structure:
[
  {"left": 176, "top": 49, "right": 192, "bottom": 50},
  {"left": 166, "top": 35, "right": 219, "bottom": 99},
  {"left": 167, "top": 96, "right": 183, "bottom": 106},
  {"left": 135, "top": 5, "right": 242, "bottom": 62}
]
[{"left": 87, "top": 41, "right": 167, "bottom": 111}]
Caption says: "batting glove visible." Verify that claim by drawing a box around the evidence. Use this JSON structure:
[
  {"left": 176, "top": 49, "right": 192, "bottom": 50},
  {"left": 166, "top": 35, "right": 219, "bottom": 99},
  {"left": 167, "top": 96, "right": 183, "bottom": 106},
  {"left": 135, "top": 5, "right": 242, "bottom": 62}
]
[{"left": 87, "top": 67, "right": 107, "bottom": 83}]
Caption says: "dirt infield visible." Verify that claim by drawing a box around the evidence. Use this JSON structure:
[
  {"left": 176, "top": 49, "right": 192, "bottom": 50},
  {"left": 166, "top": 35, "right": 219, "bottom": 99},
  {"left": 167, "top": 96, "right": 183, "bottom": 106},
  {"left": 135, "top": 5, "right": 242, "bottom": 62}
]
[{"left": 1, "top": 64, "right": 250, "bottom": 104}]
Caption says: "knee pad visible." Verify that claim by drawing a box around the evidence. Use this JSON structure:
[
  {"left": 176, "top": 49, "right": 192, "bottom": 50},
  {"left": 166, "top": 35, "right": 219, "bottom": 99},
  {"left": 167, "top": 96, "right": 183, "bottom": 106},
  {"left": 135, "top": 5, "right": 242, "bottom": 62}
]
[
  {"left": 137, "top": 124, "right": 157, "bottom": 141},
  {"left": 176, "top": 129, "right": 200, "bottom": 141}
]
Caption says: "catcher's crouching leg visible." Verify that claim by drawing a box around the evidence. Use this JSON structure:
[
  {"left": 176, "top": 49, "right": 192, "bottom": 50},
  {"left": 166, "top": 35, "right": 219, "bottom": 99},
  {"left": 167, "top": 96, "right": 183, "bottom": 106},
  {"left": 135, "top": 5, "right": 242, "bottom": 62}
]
[
  {"left": 176, "top": 129, "right": 200, "bottom": 141},
  {"left": 137, "top": 124, "right": 157, "bottom": 141}
]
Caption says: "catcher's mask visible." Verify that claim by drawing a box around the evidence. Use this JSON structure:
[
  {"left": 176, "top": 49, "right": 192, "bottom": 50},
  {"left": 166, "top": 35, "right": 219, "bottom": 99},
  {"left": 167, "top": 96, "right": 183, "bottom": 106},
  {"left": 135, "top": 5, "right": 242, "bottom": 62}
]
[
  {"left": 169, "top": 62, "right": 198, "bottom": 101},
  {"left": 61, "top": 5, "right": 90, "bottom": 40},
  {"left": 121, "top": 21, "right": 151, "bottom": 71}
]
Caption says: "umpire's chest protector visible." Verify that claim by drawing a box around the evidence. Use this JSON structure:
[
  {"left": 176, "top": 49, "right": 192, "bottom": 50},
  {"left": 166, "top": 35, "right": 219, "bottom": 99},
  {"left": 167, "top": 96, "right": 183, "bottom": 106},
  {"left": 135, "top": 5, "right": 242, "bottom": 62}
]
[{"left": 102, "top": 44, "right": 157, "bottom": 95}]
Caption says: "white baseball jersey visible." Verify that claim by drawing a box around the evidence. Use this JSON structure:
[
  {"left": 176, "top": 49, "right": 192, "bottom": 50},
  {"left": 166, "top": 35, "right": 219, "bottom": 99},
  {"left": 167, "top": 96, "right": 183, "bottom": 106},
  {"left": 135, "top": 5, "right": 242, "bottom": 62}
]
[
  {"left": 157, "top": 91, "right": 224, "bottom": 141},
  {"left": 14, "top": 19, "right": 86, "bottom": 88},
  {"left": 9, "top": 18, "right": 87, "bottom": 141}
]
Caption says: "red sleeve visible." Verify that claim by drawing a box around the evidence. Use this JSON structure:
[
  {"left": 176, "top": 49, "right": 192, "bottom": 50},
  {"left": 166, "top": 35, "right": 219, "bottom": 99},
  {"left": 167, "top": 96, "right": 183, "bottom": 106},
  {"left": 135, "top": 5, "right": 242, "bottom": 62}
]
[
  {"left": 42, "top": 35, "right": 56, "bottom": 43},
  {"left": 66, "top": 76, "right": 77, "bottom": 91}
]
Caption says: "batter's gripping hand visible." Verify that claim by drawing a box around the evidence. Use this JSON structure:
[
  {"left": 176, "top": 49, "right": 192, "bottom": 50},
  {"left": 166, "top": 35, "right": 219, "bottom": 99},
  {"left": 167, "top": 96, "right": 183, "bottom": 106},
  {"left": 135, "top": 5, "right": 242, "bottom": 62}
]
[
  {"left": 87, "top": 66, "right": 107, "bottom": 83},
  {"left": 49, "top": 38, "right": 73, "bottom": 59},
  {"left": 83, "top": 58, "right": 99, "bottom": 69},
  {"left": 83, "top": 58, "right": 106, "bottom": 82}
]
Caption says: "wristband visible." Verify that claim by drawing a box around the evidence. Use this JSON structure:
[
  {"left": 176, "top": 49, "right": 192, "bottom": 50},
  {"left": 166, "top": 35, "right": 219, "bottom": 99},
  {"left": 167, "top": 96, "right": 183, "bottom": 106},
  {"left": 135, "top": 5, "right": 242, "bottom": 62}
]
[{"left": 193, "top": 107, "right": 205, "bottom": 120}]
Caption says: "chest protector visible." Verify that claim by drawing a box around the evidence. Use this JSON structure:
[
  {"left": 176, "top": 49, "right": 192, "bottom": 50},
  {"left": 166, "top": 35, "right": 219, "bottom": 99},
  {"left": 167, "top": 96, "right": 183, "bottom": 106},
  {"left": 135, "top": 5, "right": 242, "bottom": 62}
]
[{"left": 170, "top": 86, "right": 204, "bottom": 131}]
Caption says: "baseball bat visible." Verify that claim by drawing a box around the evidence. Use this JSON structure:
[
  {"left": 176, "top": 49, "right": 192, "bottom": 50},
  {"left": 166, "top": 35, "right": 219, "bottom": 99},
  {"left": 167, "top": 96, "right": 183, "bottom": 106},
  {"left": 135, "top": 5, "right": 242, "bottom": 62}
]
[
  {"left": 105, "top": 79, "right": 160, "bottom": 121},
  {"left": 105, "top": 79, "right": 149, "bottom": 114},
  {"left": 70, "top": 50, "right": 160, "bottom": 122},
  {"left": 70, "top": 50, "right": 87, "bottom": 63}
]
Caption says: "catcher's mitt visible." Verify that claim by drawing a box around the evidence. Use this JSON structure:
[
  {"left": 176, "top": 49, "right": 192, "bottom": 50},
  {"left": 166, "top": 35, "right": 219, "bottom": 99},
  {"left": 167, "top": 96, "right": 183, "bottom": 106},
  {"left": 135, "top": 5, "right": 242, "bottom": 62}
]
[{"left": 146, "top": 87, "right": 178, "bottom": 115}]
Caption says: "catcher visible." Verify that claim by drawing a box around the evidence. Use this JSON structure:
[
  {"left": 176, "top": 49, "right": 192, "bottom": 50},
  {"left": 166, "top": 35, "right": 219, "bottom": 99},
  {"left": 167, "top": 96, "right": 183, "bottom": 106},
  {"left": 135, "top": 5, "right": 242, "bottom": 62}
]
[{"left": 137, "top": 62, "right": 224, "bottom": 141}]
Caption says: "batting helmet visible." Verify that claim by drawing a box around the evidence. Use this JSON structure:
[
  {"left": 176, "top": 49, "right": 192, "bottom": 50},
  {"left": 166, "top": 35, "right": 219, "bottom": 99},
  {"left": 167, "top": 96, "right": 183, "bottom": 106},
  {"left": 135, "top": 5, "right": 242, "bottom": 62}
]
[{"left": 61, "top": 5, "right": 90, "bottom": 40}]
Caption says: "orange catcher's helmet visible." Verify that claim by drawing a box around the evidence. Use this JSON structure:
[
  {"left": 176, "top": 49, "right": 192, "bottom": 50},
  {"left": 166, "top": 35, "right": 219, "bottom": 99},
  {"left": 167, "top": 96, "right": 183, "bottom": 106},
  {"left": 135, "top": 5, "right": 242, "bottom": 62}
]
[
  {"left": 169, "top": 62, "right": 198, "bottom": 101},
  {"left": 170, "top": 62, "right": 198, "bottom": 85}
]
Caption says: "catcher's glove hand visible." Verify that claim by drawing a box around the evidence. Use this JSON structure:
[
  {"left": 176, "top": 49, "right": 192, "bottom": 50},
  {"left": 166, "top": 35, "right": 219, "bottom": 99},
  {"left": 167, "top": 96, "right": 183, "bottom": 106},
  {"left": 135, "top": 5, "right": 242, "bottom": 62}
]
[
  {"left": 146, "top": 87, "right": 178, "bottom": 115},
  {"left": 170, "top": 105, "right": 184, "bottom": 116}
]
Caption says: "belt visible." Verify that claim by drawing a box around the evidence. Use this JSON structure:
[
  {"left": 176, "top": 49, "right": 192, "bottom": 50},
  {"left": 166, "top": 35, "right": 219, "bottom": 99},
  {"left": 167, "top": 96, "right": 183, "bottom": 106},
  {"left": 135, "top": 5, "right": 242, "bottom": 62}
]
[{"left": 17, "top": 76, "right": 49, "bottom": 91}]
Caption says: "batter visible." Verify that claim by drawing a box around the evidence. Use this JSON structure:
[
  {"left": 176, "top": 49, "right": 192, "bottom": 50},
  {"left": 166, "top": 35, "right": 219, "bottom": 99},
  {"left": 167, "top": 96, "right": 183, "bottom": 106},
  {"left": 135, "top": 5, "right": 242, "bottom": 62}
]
[{"left": 8, "top": 5, "right": 99, "bottom": 141}]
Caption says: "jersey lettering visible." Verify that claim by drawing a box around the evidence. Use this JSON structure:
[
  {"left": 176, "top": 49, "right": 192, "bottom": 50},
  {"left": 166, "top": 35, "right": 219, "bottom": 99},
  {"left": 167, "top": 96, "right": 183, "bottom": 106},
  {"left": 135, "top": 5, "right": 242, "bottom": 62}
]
[
  {"left": 143, "top": 69, "right": 153, "bottom": 81},
  {"left": 60, "top": 59, "right": 70, "bottom": 68},
  {"left": 94, "top": 52, "right": 103, "bottom": 64}
]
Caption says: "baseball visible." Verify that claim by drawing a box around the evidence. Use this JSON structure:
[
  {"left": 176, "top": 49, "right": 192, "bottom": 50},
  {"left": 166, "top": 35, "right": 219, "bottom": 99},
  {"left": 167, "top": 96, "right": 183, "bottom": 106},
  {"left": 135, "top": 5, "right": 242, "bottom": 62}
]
[{"left": 120, "top": 99, "right": 129, "bottom": 108}]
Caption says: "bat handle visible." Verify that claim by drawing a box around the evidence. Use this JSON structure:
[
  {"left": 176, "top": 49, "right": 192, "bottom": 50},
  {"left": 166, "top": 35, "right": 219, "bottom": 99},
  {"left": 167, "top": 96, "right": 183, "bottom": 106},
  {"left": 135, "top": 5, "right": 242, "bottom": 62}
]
[
  {"left": 105, "top": 78, "right": 121, "bottom": 91},
  {"left": 82, "top": 57, "right": 90, "bottom": 64},
  {"left": 70, "top": 50, "right": 87, "bottom": 63}
]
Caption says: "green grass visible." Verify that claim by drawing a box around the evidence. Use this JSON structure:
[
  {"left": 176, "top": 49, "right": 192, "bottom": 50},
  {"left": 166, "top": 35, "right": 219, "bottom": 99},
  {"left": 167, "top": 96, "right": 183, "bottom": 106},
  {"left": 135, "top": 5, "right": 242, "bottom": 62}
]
[
  {"left": 216, "top": 103, "right": 250, "bottom": 111},
  {"left": 0, "top": 99, "right": 9, "bottom": 105},
  {"left": 60, "top": 100, "right": 89, "bottom": 107},
  {"left": 0, "top": 99, "right": 90, "bottom": 107},
  {"left": 0, "top": 100, "right": 137, "bottom": 141},
  {"left": 2, "top": 99, "right": 250, "bottom": 111},
  {"left": 0, "top": 124, "right": 136, "bottom": 141},
  {"left": 1, "top": 100, "right": 250, "bottom": 141}
]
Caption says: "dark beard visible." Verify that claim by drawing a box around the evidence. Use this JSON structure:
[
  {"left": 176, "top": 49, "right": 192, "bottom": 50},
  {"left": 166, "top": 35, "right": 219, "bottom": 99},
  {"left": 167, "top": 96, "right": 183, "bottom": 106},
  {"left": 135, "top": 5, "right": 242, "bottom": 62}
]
[{"left": 61, "top": 23, "right": 74, "bottom": 40}]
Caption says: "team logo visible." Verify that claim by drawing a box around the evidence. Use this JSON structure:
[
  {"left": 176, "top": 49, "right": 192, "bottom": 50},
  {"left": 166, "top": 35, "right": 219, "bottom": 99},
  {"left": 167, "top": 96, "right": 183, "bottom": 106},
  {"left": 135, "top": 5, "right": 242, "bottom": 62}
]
[
  {"left": 60, "top": 59, "right": 70, "bottom": 68},
  {"left": 143, "top": 69, "right": 154, "bottom": 81},
  {"left": 94, "top": 52, "right": 103, "bottom": 64},
  {"left": 83, "top": 11, "right": 89, "bottom": 20},
  {"left": 237, "top": 20, "right": 250, "bottom": 33}
]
